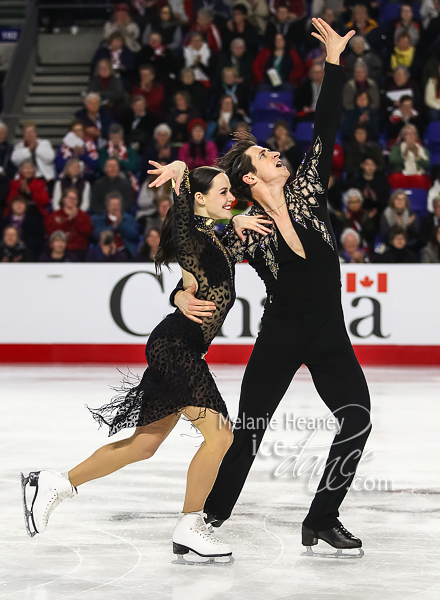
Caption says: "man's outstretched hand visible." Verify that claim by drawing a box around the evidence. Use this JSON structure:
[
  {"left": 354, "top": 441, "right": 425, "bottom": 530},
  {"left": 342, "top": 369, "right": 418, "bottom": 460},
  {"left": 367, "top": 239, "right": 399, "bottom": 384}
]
[{"left": 311, "top": 18, "right": 355, "bottom": 65}]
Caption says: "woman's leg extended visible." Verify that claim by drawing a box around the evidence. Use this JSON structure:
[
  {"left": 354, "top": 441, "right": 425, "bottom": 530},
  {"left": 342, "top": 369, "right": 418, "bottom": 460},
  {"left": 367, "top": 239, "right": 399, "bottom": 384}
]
[
  {"left": 181, "top": 407, "right": 233, "bottom": 514},
  {"left": 68, "top": 413, "right": 181, "bottom": 487}
]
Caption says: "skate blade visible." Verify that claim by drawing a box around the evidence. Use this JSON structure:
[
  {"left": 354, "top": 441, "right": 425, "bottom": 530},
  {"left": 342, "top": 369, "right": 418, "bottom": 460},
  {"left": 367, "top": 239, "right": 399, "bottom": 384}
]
[
  {"left": 301, "top": 546, "right": 364, "bottom": 559},
  {"left": 172, "top": 553, "right": 234, "bottom": 566},
  {"left": 20, "top": 472, "right": 37, "bottom": 537}
]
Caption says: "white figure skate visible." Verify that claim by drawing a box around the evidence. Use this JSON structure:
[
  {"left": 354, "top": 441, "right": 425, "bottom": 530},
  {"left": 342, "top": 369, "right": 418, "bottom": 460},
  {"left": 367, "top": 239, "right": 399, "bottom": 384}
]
[
  {"left": 21, "top": 470, "right": 77, "bottom": 536},
  {"left": 172, "top": 510, "right": 234, "bottom": 565}
]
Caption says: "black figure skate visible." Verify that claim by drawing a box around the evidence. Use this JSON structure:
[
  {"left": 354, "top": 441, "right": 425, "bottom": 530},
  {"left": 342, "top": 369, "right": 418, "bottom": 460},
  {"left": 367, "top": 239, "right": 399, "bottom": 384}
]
[{"left": 301, "top": 523, "right": 364, "bottom": 559}]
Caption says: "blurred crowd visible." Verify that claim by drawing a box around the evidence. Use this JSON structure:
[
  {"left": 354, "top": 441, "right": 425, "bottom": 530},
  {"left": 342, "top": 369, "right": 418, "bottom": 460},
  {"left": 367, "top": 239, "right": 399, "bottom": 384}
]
[{"left": 1, "top": 0, "right": 440, "bottom": 264}]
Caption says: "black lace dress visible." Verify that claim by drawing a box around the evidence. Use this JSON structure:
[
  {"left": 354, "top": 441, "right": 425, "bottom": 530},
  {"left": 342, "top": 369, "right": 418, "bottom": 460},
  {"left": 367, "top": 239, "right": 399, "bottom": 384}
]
[{"left": 89, "top": 170, "right": 236, "bottom": 436}]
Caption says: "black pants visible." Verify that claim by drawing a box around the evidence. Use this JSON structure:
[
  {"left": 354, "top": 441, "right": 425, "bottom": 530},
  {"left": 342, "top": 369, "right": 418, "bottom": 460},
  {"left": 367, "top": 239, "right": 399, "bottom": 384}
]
[{"left": 205, "top": 296, "right": 372, "bottom": 531}]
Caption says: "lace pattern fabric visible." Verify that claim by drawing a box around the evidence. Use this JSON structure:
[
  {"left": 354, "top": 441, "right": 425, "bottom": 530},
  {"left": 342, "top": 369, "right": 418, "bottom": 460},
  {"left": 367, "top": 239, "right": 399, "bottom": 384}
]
[
  {"left": 221, "top": 137, "right": 333, "bottom": 279},
  {"left": 88, "top": 168, "right": 235, "bottom": 435}
]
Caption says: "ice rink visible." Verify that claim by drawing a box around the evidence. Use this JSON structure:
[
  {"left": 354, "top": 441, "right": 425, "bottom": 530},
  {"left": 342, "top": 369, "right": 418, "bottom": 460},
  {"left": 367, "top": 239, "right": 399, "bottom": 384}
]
[{"left": 1, "top": 364, "right": 440, "bottom": 600}]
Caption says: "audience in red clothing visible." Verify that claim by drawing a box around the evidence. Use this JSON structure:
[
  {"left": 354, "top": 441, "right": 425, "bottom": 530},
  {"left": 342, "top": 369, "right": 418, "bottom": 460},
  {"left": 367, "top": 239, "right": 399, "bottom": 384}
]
[
  {"left": 5, "top": 161, "right": 50, "bottom": 218},
  {"left": 190, "top": 9, "right": 222, "bottom": 54},
  {"left": 178, "top": 119, "right": 218, "bottom": 169},
  {"left": 253, "top": 33, "right": 304, "bottom": 89},
  {"left": 46, "top": 188, "right": 93, "bottom": 261},
  {"left": 131, "top": 64, "right": 165, "bottom": 118}
]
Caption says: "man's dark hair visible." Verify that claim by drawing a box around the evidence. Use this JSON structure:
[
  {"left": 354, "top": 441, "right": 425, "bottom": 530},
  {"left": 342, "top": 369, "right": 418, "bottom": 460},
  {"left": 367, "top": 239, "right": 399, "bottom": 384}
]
[
  {"left": 233, "top": 3, "right": 248, "bottom": 15},
  {"left": 217, "top": 132, "right": 257, "bottom": 203}
]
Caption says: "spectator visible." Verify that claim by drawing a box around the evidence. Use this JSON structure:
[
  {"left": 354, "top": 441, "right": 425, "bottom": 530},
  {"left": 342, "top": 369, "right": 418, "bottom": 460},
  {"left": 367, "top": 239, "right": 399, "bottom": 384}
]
[
  {"left": 378, "top": 226, "right": 418, "bottom": 263},
  {"left": 136, "top": 32, "right": 177, "bottom": 85},
  {"left": 266, "top": 120, "right": 303, "bottom": 177},
  {"left": 103, "top": 3, "right": 141, "bottom": 53},
  {"left": 212, "top": 67, "right": 249, "bottom": 116},
  {"left": 338, "top": 228, "right": 368, "bottom": 263},
  {"left": 190, "top": 8, "right": 222, "bottom": 54},
  {"left": 240, "top": 0, "right": 270, "bottom": 34},
  {"left": 380, "top": 189, "right": 419, "bottom": 248},
  {"left": 136, "top": 177, "right": 173, "bottom": 229},
  {"left": 338, "top": 188, "right": 377, "bottom": 248},
  {"left": 46, "top": 188, "right": 93, "bottom": 261},
  {"left": 219, "top": 119, "right": 251, "bottom": 155},
  {"left": 177, "top": 119, "right": 218, "bottom": 169},
  {"left": 131, "top": 64, "right": 165, "bottom": 118},
  {"left": 342, "top": 90, "right": 380, "bottom": 141},
  {"left": 5, "top": 161, "right": 50, "bottom": 218},
  {"left": 183, "top": 32, "right": 211, "bottom": 85},
  {"left": 144, "top": 196, "right": 172, "bottom": 234},
  {"left": 264, "top": 4, "right": 300, "bottom": 48},
  {"left": 424, "top": 63, "right": 440, "bottom": 121},
  {"left": 342, "top": 60, "right": 380, "bottom": 111},
  {"left": 75, "top": 93, "right": 114, "bottom": 143},
  {"left": 419, "top": 196, "right": 440, "bottom": 247},
  {"left": 142, "top": 4, "right": 183, "bottom": 52},
  {"left": 295, "top": 63, "right": 324, "bottom": 121},
  {"left": 39, "top": 230, "right": 77, "bottom": 263},
  {"left": 128, "top": 95, "right": 158, "bottom": 151},
  {"left": 343, "top": 35, "right": 383, "bottom": 84},
  {"left": 385, "top": 66, "right": 423, "bottom": 114},
  {"left": 0, "top": 196, "right": 45, "bottom": 261},
  {"left": 87, "top": 59, "right": 125, "bottom": 108},
  {"left": 421, "top": 224, "right": 440, "bottom": 263},
  {"left": 388, "top": 124, "right": 431, "bottom": 189},
  {"left": 344, "top": 124, "right": 385, "bottom": 176},
  {"left": 134, "top": 228, "right": 161, "bottom": 262},
  {"left": 0, "top": 226, "right": 27, "bottom": 262},
  {"left": 177, "top": 68, "right": 207, "bottom": 116},
  {"left": 91, "top": 31, "right": 136, "bottom": 91},
  {"left": 53, "top": 158, "right": 91, "bottom": 211},
  {"left": 91, "top": 158, "right": 133, "bottom": 214},
  {"left": 390, "top": 31, "right": 415, "bottom": 71},
  {"left": 167, "top": 91, "right": 201, "bottom": 143},
  {"left": 392, "top": 4, "right": 421, "bottom": 48},
  {"left": 11, "top": 123, "right": 55, "bottom": 183},
  {"left": 346, "top": 5, "right": 380, "bottom": 50},
  {"left": 225, "top": 3, "right": 259, "bottom": 58},
  {"left": 98, "top": 123, "right": 138, "bottom": 175},
  {"left": 387, "top": 94, "right": 425, "bottom": 143},
  {"left": 269, "top": 0, "right": 307, "bottom": 23},
  {"left": 141, "top": 124, "right": 177, "bottom": 180},
  {"left": 0, "top": 121, "right": 16, "bottom": 180},
  {"left": 347, "top": 155, "right": 390, "bottom": 214},
  {"left": 86, "top": 230, "right": 128, "bottom": 262},
  {"left": 427, "top": 166, "right": 440, "bottom": 211},
  {"left": 420, "top": 0, "right": 440, "bottom": 29},
  {"left": 91, "top": 192, "right": 139, "bottom": 258},
  {"left": 209, "top": 95, "right": 241, "bottom": 151},
  {"left": 55, "top": 119, "right": 99, "bottom": 176},
  {"left": 253, "top": 33, "right": 304, "bottom": 90},
  {"left": 217, "top": 38, "right": 253, "bottom": 87}
]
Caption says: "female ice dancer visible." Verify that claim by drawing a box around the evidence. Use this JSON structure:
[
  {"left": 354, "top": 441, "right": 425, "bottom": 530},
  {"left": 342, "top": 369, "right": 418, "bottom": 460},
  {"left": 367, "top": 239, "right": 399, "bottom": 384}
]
[{"left": 21, "top": 159, "right": 271, "bottom": 563}]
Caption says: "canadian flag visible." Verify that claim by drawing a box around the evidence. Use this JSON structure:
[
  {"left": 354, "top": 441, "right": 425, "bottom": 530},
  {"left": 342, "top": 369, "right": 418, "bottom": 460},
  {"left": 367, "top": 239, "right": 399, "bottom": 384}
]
[{"left": 346, "top": 273, "right": 387, "bottom": 293}]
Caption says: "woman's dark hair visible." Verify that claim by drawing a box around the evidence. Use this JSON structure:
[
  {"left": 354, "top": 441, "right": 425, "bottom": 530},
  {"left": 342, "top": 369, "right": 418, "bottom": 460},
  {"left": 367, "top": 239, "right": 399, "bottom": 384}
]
[
  {"left": 140, "top": 227, "right": 161, "bottom": 257},
  {"left": 217, "top": 131, "right": 257, "bottom": 203},
  {"left": 155, "top": 166, "right": 224, "bottom": 270}
]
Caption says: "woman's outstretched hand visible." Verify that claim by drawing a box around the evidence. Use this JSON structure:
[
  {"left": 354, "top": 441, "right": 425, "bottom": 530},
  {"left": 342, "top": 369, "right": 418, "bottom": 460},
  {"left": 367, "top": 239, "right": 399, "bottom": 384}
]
[
  {"left": 232, "top": 215, "right": 273, "bottom": 242},
  {"left": 311, "top": 18, "right": 356, "bottom": 65},
  {"left": 147, "top": 160, "right": 186, "bottom": 191}
]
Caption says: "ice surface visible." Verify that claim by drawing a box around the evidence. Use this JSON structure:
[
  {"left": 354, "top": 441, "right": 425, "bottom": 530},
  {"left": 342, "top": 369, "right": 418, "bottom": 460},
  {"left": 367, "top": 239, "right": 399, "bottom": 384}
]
[{"left": 1, "top": 365, "right": 440, "bottom": 599}]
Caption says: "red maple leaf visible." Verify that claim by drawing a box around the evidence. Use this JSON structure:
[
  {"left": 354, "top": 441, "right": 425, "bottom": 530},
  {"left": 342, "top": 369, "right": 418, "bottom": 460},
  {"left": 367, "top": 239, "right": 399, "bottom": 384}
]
[{"left": 360, "top": 276, "right": 374, "bottom": 287}]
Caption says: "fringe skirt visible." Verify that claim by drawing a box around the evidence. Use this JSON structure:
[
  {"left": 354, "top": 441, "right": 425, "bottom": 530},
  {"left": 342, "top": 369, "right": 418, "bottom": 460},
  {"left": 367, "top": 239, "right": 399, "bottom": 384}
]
[{"left": 88, "top": 313, "right": 231, "bottom": 436}]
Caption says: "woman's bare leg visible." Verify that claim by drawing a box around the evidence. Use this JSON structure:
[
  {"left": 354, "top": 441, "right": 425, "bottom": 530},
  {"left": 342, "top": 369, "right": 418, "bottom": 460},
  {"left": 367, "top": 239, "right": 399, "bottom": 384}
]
[
  {"left": 68, "top": 413, "right": 180, "bottom": 487},
  {"left": 181, "top": 408, "right": 233, "bottom": 513}
]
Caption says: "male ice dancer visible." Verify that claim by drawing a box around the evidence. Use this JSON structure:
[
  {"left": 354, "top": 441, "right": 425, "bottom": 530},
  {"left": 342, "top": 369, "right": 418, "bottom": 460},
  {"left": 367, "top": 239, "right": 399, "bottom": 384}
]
[{"left": 172, "top": 19, "right": 371, "bottom": 557}]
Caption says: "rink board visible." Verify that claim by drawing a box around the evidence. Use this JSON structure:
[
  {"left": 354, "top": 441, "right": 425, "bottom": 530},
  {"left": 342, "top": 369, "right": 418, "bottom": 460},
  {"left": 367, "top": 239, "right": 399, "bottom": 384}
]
[{"left": 0, "top": 263, "right": 439, "bottom": 364}]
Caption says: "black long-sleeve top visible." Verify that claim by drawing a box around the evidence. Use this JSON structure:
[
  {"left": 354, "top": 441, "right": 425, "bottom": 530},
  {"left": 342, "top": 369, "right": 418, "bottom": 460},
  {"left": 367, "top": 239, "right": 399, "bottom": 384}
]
[
  {"left": 170, "top": 64, "right": 345, "bottom": 318},
  {"left": 221, "top": 63, "right": 345, "bottom": 316}
]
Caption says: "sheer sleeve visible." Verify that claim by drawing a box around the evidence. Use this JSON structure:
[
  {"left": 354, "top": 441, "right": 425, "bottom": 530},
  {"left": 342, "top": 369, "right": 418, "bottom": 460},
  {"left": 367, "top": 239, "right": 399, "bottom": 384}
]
[
  {"left": 218, "top": 216, "right": 247, "bottom": 264},
  {"left": 291, "top": 62, "right": 344, "bottom": 193},
  {"left": 172, "top": 167, "right": 204, "bottom": 272}
]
